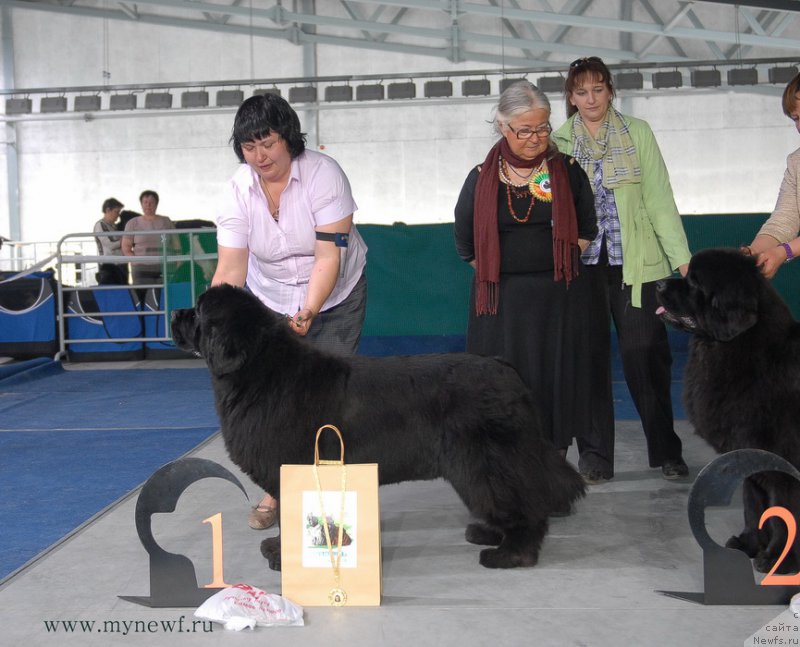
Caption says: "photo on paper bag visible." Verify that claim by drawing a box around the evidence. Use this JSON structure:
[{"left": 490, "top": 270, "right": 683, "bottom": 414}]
[{"left": 302, "top": 491, "right": 358, "bottom": 568}]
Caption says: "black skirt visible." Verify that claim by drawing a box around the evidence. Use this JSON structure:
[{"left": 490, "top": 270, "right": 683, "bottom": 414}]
[{"left": 466, "top": 269, "right": 592, "bottom": 449}]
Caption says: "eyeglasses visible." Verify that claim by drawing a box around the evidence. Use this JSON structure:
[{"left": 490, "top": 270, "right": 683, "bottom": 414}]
[
  {"left": 570, "top": 56, "right": 603, "bottom": 69},
  {"left": 506, "top": 122, "right": 552, "bottom": 140}
]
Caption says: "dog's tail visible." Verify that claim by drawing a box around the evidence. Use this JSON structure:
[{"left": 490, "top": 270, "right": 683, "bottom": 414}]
[
  {"left": 478, "top": 440, "right": 586, "bottom": 523},
  {"left": 541, "top": 449, "right": 586, "bottom": 515}
]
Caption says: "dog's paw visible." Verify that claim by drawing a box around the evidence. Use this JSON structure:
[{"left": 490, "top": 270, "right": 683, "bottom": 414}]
[
  {"left": 754, "top": 550, "right": 782, "bottom": 574},
  {"left": 754, "top": 549, "right": 799, "bottom": 575},
  {"left": 725, "top": 532, "right": 759, "bottom": 558},
  {"left": 260, "top": 537, "right": 282, "bottom": 571},
  {"left": 465, "top": 523, "right": 503, "bottom": 546},
  {"left": 478, "top": 547, "right": 538, "bottom": 569}
]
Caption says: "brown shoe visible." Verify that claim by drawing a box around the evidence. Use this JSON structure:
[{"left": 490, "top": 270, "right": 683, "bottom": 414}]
[
  {"left": 248, "top": 505, "right": 277, "bottom": 530},
  {"left": 661, "top": 458, "right": 689, "bottom": 480},
  {"left": 580, "top": 468, "right": 612, "bottom": 485}
]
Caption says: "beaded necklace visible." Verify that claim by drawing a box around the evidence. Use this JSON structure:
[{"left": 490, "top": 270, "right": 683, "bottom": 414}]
[{"left": 499, "top": 157, "right": 546, "bottom": 223}]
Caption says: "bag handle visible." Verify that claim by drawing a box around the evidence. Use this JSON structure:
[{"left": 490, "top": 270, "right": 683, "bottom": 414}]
[{"left": 314, "top": 424, "right": 345, "bottom": 466}]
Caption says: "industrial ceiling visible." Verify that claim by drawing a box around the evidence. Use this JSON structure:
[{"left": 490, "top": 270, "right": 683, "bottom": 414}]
[{"left": 0, "top": 0, "right": 798, "bottom": 70}]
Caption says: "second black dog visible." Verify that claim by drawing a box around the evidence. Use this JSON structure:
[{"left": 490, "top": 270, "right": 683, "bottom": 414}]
[{"left": 657, "top": 248, "right": 800, "bottom": 574}]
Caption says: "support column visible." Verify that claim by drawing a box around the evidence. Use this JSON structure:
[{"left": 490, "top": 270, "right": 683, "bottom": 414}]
[
  {"left": 2, "top": 6, "right": 20, "bottom": 241},
  {"left": 298, "top": 0, "right": 318, "bottom": 151}
]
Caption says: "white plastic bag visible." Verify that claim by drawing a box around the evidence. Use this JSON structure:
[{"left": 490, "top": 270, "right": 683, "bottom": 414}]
[{"left": 194, "top": 584, "right": 304, "bottom": 630}]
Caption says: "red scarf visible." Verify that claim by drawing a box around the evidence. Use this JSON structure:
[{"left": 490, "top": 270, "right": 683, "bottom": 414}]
[{"left": 473, "top": 138, "right": 579, "bottom": 316}]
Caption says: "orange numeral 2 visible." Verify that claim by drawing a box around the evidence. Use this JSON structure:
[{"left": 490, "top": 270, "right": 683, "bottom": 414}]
[{"left": 759, "top": 506, "right": 800, "bottom": 585}]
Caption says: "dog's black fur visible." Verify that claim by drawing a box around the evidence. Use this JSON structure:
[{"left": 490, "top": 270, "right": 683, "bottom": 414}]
[
  {"left": 171, "top": 284, "right": 585, "bottom": 570},
  {"left": 656, "top": 248, "right": 800, "bottom": 573}
]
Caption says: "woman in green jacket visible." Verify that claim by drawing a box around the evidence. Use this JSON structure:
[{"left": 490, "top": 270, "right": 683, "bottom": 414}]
[{"left": 552, "top": 57, "right": 691, "bottom": 484}]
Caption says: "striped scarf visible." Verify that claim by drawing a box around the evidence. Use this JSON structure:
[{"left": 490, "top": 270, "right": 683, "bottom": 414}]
[{"left": 572, "top": 106, "right": 641, "bottom": 188}]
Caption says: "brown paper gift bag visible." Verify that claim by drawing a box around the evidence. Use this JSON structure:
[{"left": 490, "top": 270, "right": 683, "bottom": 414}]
[{"left": 280, "top": 424, "right": 382, "bottom": 607}]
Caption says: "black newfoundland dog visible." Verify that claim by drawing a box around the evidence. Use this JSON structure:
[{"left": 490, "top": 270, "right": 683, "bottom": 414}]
[
  {"left": 171, "top": 284, "right": 585, "bottom": 570},
  {"left": 656, "top": 247, "right": 800, "bottom": 573}
]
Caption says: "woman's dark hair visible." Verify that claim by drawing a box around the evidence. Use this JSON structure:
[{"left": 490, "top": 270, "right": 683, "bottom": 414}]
[
  {"left": 782, "top": 72, "right": 800, "bottom": 118},
  {"left": 231, "top": 93, "right": 307, "bottom": 162},
  {"left": 564, "top": 57, "right": 615, "bottom": 118},
  {"left": 139, "top": 189, "right": 159, "bottom": 207},
  {"left": 101, "top": 197, "right": 123, "bottom": 213}
]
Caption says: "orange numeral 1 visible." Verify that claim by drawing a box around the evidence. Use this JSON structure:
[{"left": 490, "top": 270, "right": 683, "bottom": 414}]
[
  {"left": 759, "top": 506, "right": 800, "bottom": 585},
  {"left": 202, "top": 512, "right": 231, "bottom": 589}
]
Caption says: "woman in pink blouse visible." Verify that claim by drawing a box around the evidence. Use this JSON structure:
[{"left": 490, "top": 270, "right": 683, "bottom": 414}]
[{"left": 213, "top": 93, "right": 368, "bottom": 530}]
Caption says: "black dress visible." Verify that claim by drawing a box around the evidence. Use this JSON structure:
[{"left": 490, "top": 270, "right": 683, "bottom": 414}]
[{"left": 453, "top": 153, "right": 597, "bottom": 449}]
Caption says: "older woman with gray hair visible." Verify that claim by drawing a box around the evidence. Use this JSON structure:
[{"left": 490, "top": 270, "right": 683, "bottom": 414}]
[{"left": 454, "top": 80, "right": 597, "bottom": 459}]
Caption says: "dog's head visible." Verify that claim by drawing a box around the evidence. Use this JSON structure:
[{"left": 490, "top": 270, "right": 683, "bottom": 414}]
[
  {"left": 656, "top": 248, "right": 765, "bottom": 342},
  {"left": 171, "top": 284, "right": 282, "bottom": 376}
]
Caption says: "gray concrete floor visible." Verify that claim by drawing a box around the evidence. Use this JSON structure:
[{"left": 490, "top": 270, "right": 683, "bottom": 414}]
[{"left": 0, "top": 409, "right": 793, "bottom": 645}]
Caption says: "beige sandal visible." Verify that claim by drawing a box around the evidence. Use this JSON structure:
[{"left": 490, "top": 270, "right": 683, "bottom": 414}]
[{"left": 248, "top": 504, "right": 277, "bottom": 530}]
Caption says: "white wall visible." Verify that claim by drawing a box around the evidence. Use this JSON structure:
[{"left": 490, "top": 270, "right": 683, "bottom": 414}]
[{"left": 0, "top": 8, "right": 797, "bottom": 243}]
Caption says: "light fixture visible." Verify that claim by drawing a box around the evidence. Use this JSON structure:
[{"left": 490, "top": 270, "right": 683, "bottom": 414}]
[
  {"left": 74, "top": 96, "right": 101, "bottom": 112},
  {"left": 324, "top": 86, "right": 353, "bottom": 102},
  {"left": 288, "top": 86, "right": 317, "bottom": 103},
  {"left": 461, "top": 79, "right": 491, "bottom": 96},
  {"left": 499, "top": 78, "right": 526, "bottom": 94},
  {"left": 253, "top": 87, "right": 281, "bottom": 97},
  {"left": 727, "top": 68, "right": 758, "bottom": 86},
  {"left": 424, "top": 80, "right": 452, "bottom": 98},
  {"left": 5, "top": 98, "right": 32, "bottom": 115},
  {"left": 216, "top": 90, "right": 244, "bottom": 107},
  {"left": 40, "top": 97, "right": 67, "bottom": 113},
  {"left": 110, "top": 94, "right": 137, "bottom": 110},
  {"left": 181, "top": 91, "right": 209, "bottom": 108},
  {"left": 652, "top": 71, "right": 683, "bottom": 89},
  {"left": 768, "top": 66, "right": 798, "bottom": 84},
  {"left": 356, "top": 84, "right": 384, "bottom": 101},
  {"left": 614, "top": 72, "right": 643, "bottom": 90},
  {"left": 691, "top": 69, "right": 721, "bottom": 88},
  {"left": 537, "top": 76, "right": 564, "bottom": 94},
  {"left": 387, "top": 81, "right": 416, "bottom": 99},
  {"left": 145, "top": 92, "right": 173, "bottom": 109}
]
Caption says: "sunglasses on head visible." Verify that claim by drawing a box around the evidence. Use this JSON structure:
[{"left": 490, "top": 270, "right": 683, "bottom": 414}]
[{"left": 570, "top": 56, "right": 603, "bottom": 69}]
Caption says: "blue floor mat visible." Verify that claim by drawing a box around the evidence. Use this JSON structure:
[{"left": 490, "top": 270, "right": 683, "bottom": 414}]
[
  {"left": 0, "top": 427, "right": 218, "bottom": 579},
  {"left": 0, "top": 362, "right": 217, "bottom": 430},
  {"left": 0, "top": 360, "right": 220, "bottom": 580}
]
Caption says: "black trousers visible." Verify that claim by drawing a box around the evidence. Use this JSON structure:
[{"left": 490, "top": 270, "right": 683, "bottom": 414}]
[{"left": 577, "top": 260, "right": 683, "bottom": 475}]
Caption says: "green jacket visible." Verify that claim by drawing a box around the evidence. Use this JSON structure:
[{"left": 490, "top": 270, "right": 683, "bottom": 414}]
[{"left": 552, "top": 113, "right": 691, "bottom": 307}]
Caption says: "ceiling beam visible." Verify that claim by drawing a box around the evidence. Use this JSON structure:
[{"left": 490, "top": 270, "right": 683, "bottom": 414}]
[
  {"left": 0, "top": 0, "right": 798, "bottom": 71},
  {"left": 697, "top": 0, "right": 800, "bottom": 12}
]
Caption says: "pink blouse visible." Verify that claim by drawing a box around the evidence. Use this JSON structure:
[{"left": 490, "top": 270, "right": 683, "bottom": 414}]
[{"left": 216, "top": 150, "right": 367, "bottom": 315}]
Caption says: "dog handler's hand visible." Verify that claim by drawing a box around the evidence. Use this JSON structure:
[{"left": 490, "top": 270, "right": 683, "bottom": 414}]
[
  {"left": 289, "top": 308, "right": 315, "bottom": 336},
  {"left": 755, "top": 248, "right": 783, "bottom": 279}
]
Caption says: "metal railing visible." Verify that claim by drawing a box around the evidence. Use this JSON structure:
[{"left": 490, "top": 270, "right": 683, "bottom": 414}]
[
  {"left": 54, "top": 228, "right": 217, "bottom": 359},
  {"left": 0, "top": 239, "right": 93, "bottom": 285}
]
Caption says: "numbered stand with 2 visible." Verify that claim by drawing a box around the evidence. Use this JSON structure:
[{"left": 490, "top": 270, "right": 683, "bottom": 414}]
[{"left": 661, "top": 449, "right": 800, "bottom": 605}]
